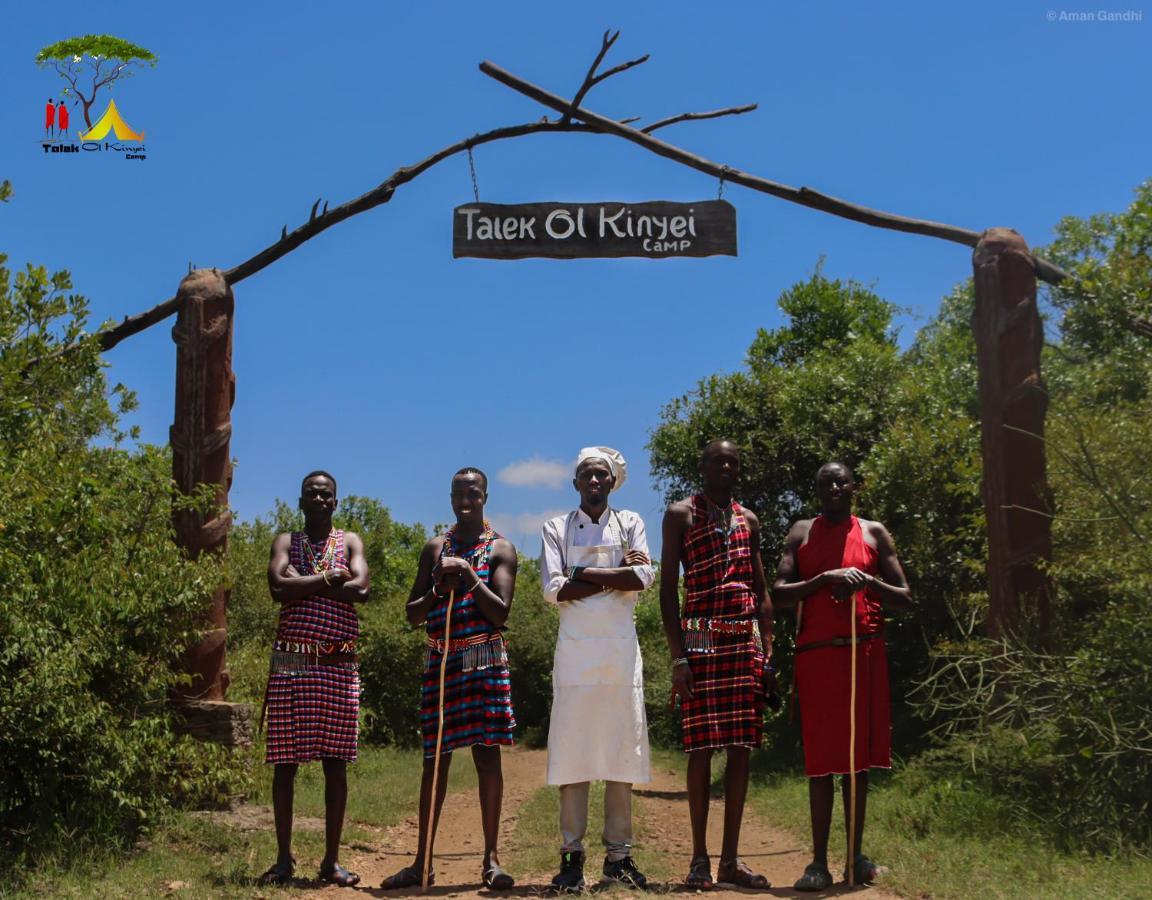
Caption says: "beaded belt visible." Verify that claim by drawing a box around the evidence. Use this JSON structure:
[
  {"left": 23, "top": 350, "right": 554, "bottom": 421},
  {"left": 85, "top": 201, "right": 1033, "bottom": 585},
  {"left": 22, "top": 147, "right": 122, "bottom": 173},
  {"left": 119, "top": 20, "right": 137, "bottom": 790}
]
[
  {"left": 273, "top": 638, "right": 356, "bottom": 655},
  {"left": 269, "top": 638, "right": 358, "bottom": 674},
  {"left": 680, "top": 616, "right": 760, "bottom": 653},
  {"left": 425, "top": 632, "right": 508, "bottom": 673}
]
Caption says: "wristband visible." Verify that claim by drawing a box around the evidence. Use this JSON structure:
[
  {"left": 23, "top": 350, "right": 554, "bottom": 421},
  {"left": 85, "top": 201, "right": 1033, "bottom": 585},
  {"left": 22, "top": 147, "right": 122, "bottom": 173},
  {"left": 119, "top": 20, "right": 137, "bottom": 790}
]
[
  {"left": 469, "top": 579, "right": 483, "bottom": 593},
  {"left": 567, "top": 565, "right": 586, "bottom": 581},
  {"left": 321, "top": 570, "right": 331, "bottom": 585},
  {"left": 672, "top": 657, "right": 690, "bottom": 668}
]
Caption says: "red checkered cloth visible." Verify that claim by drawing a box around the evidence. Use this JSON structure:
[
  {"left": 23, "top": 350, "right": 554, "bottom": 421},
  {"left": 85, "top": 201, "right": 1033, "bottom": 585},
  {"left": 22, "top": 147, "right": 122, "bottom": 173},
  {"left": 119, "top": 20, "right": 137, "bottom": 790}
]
[
  {"left": 678, "top": 495, "right": 764, "bottom": 752},
  {"left": 265, "top": 530, "right": 360, "bottom": 765}
]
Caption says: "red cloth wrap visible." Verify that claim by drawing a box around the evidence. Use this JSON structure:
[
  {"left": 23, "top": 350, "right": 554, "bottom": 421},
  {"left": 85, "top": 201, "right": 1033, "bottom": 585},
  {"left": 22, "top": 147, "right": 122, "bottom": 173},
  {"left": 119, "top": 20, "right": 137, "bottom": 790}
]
[{"left": 794, "top": 515, "right": 891, "bottom": 776}]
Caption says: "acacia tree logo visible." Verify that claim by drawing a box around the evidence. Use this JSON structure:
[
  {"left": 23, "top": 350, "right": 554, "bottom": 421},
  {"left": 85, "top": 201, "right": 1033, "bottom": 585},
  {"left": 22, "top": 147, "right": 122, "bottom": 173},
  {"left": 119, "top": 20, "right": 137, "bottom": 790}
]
[{"left": 36, "top": 34, "right": 156, "bottom": 136}]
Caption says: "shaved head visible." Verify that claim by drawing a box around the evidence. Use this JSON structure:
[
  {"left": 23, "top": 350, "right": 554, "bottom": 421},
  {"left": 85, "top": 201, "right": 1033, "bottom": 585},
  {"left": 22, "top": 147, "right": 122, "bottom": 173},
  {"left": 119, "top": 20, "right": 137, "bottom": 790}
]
[{"left": 702, "top": 439, "right": 740, "bottom": 462}]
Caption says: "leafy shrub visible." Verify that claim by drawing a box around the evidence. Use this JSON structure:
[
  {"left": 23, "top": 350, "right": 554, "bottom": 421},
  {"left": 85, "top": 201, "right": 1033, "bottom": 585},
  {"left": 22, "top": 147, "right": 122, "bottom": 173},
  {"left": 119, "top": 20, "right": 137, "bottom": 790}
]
[{"left": 0, "top": 248, "right": 247, "bottom": 868}]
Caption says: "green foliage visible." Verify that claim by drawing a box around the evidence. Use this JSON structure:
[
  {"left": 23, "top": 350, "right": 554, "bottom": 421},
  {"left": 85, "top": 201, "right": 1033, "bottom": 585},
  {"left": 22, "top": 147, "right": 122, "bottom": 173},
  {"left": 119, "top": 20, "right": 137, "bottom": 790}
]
[
  {"left": 35, "top": 35, "right": 157, "bottom": 66},
  {"left": 0, "top": 243, "right": 245, "bottom": 868},
  {"left": 650, "top": 267, "right": 903, "bottom": 557}
]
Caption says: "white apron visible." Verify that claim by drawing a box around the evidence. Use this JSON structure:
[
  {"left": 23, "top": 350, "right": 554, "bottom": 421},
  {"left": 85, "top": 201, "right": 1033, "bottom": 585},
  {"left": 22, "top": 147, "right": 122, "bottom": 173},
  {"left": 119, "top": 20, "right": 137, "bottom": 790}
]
[{"left": 546, "top": 510, "right": 651, "bottom": 785}]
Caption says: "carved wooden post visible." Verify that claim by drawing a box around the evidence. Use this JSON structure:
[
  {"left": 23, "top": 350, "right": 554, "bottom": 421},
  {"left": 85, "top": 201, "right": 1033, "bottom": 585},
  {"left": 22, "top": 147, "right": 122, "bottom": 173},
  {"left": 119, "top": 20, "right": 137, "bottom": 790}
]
[
  {"left": 971, "top": 229, "right": 1053, "bottom": 643},
  {"left": 170, "top": 269, "right": 249, "bottom": 744}
]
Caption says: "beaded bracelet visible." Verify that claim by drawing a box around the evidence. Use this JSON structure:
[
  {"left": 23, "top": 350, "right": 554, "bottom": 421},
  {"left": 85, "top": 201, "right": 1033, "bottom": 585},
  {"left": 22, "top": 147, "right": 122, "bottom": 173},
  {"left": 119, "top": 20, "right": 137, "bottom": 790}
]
[
  {"left": 672, "top": 656, "right": 690, "bottom": 668},
  {"left": 321, "top": 570, "right": 331, "bottom": 585}
]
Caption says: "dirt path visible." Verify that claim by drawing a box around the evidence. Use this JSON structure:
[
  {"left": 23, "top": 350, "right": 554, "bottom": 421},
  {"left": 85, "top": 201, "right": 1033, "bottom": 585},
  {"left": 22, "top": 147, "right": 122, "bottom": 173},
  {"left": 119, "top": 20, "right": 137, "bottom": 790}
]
[{"left": 277, "top": 750, "right": 900, "bottom": 899}]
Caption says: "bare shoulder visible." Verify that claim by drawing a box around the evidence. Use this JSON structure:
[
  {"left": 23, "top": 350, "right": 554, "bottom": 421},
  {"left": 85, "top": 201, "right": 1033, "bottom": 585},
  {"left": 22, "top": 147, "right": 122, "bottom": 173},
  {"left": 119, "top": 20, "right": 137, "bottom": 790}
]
[
  {"left": 342, "top": 530, "right": 364, "bottom": 549},
  {"left": 738, "top": 504, "right": 760, "bottom": 529},
  {"left": 271, "top": 531, "right": 293, "bottom": 551},
  {"left": 664, "top": 498, "right": 693, "bottom": 523},
  {"left": 492, "top": 537, "right": 518, "bottom": 560},
  {"left": 422, "top": 534, "right": 447, "bottom": 558},
  {"left": 860, "top": 518, "right": 895, "bottom": 544},
  {"left": 787, "top": 517, "right": 816, "bottom": 544}
]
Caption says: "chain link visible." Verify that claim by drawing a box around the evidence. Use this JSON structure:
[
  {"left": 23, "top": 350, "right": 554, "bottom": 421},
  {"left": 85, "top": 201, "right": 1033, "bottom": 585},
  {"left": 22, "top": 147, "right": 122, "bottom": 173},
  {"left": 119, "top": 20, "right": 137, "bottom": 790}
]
[{"left": 467, "top": 145, "right": 480, "bottom": 203}]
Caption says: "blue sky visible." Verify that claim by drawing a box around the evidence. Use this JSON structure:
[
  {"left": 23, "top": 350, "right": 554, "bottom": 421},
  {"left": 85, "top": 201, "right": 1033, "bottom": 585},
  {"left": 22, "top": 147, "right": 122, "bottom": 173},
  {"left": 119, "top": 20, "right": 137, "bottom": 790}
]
[{"left": 5, "top": 1, "right": 1149, "bottom": 555}]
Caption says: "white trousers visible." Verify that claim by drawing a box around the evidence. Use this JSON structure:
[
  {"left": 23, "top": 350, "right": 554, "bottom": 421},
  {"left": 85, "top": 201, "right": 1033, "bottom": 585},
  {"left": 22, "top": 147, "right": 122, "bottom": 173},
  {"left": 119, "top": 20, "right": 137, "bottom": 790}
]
[{"left": 559, "top": 781, "right": 633, "bottom": 862}]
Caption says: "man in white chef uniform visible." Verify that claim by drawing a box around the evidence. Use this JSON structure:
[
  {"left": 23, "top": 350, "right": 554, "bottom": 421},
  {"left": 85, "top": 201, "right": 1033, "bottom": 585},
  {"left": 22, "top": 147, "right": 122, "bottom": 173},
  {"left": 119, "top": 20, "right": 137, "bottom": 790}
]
[{"left": 541, "top": 447, "right": 654, "bottom": 891}]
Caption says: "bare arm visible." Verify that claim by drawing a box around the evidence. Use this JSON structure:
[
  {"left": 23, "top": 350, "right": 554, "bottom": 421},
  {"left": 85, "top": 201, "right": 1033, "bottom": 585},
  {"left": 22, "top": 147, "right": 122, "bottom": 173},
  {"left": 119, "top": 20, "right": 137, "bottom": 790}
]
[
  {"left": 659, "top": 503, "right": 691, "bottom": 659},
  {"left": 865, "top": 522, "right": 913, "bottom": 611},
  {"left": 469, "top": 538, "right": 517, "bottom": 627},
  {"left": 661, "top": 502, "right": 696, "bottom": 704},
  {"left": 772, "top": 519, "right": 844, "bottom": 608},
  {"left": 405, "top": 538, "right": 444, "bottom": 626},
  {"left": 743, "top": 508, "right": 774, "bottom": 657}
]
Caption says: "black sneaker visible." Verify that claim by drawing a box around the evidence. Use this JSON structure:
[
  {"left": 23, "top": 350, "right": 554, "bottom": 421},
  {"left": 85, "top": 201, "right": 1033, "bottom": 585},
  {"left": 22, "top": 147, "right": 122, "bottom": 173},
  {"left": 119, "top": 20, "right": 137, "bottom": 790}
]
[
  {"left": 603, "top": 856, "right": 648, "bottom": 889},
  {"left": 551, "top": 851, "right": 586, "bottom": 892}
]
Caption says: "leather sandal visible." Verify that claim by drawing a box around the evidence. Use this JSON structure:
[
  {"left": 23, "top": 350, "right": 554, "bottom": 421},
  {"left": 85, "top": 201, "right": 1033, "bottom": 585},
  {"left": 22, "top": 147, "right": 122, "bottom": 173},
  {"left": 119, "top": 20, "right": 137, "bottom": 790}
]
[
  {"left": 717, "top": 857, "right": 770, "bottom": 890},
  {"left": 844, "top": 854, "right": 879, "bottom": 885},
  {"left": 685, "top": 855, "right": 714, "bottom": 890},
  {"left": 319, "top": 861, "right": 361, "bottom": 887},
  {"left": 793, "top": 862, "right": 833, "bottom": 892},
  {"left": 257, "top": 857, "right": 295, "bottom": 886},
  {"left": 381, "top": 864, "right": 432, "bottom": 889},
  {"left": 483, "top": 862, "right": 516, "bottom": 890}
]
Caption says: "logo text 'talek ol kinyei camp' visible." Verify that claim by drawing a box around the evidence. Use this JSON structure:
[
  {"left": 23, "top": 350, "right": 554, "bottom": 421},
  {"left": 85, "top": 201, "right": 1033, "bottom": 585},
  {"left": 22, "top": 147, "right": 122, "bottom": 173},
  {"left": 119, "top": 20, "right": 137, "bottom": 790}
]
[{"left": 36, "top": 34, "right": 155, "bottom": 161}]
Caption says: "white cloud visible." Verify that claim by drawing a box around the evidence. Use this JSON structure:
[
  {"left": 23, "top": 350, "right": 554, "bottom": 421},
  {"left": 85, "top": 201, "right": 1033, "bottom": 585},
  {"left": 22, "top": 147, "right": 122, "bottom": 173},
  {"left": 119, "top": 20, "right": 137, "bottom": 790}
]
[
  {"left": 488, "top": 508, "right": 568, "bottom": 545},
  {"left": 497, "top": 457, "right": 571, "bottom": 489}
]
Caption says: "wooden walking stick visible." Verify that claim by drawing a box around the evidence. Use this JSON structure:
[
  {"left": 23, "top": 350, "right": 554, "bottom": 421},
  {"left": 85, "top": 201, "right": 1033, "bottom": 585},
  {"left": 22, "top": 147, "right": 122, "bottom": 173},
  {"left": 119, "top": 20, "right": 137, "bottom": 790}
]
[
  {"left": 423, "top": 588, "right": 456, "bottom": 891},
  {"left": 847, "top": 590, "right": 858, "bottom": 887}
]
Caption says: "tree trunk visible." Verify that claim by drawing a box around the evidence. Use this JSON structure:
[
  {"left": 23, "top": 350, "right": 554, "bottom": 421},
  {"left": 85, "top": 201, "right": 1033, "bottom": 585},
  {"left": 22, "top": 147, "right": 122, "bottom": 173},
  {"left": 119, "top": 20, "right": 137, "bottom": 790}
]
[
  {"left": 971, "top": 228, "right": 1053, "bottom": 644},
  {"left": 170, "top": 268, "right": 235, "bottom": 701}
]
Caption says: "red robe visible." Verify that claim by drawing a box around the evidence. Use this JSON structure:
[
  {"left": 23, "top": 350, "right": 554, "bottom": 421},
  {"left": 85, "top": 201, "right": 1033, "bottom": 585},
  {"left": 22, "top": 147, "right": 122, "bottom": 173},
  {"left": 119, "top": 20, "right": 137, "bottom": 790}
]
[{"left": 794, "top": 515, "right": 891, "bottom": 776}]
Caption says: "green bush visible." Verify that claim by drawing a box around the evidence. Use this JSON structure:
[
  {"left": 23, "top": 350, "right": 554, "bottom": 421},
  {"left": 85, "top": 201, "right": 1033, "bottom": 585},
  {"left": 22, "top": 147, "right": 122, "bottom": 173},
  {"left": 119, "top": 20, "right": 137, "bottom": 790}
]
[{"left": 0, "top": 247, "right": 247, "bottom": 869}]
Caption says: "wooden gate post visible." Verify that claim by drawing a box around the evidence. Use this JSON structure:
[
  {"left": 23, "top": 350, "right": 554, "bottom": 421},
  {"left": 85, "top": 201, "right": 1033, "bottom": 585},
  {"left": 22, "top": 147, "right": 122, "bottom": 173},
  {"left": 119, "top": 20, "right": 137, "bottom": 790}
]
[
  {"left": 971, "top": 228, "right": 1053, "bottom": 644},
  {"left": 170, "top": 268, "right": 250, "bottom": 744}
]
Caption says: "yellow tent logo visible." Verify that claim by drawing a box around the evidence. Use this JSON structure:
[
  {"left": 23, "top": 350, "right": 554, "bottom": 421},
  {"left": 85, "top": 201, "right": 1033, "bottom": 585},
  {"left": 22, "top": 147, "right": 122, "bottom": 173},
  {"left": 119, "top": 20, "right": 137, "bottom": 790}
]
[{"left": 80, "top": 98, "right": 144, "bottom": 141}]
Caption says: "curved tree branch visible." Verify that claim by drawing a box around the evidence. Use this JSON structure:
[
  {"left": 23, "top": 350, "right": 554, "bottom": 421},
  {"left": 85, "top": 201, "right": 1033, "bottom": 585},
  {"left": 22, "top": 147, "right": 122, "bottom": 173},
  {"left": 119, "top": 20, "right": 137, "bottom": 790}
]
[{"left": 643, "top": 104, "right": 758, "bottom": 134}]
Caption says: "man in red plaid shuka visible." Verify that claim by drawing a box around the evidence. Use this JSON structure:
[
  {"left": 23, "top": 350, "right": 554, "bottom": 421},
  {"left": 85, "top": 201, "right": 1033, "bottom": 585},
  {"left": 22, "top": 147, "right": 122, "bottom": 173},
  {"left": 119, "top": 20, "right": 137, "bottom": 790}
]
[
  {"left": 660, "top": 440, "right": 777, "bottom": 890},
  {"left": 258, "top": 471, "right": 370, "bottom": 889}
]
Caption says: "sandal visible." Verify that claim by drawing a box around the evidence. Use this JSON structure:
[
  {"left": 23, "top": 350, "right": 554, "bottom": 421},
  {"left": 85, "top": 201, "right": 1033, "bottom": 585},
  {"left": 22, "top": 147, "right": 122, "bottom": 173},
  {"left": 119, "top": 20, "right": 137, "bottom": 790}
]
[
  {"left": 257, "top": 857, "right": 295, "bottom": 886},
  {"left": 793, "top": 862, "right": 833, "bottom": 892},
  {"left": 685, "top": 855, "right": 714, "bottom": 890},
  {"left": 843, "top": 854, "right": 879, "bottom": 885},
  {"left": 381, "top": 864, "right": 432, "bottom": 890},
  {"left": 716, "top": 857, "right": 770, "bottom": 890},
  {"left": 482, "top": 862, "right": 516, "bottom": 890},
  {"left": 319, "top": 861, "right": 361, "bottom": 887}
]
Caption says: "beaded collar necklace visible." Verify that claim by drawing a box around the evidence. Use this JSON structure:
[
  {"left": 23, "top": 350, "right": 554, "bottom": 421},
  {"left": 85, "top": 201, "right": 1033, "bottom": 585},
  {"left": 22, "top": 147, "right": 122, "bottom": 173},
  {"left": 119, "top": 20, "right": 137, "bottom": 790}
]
[{"left": 301, "top": 531, "right": 337, "bottom": 574}]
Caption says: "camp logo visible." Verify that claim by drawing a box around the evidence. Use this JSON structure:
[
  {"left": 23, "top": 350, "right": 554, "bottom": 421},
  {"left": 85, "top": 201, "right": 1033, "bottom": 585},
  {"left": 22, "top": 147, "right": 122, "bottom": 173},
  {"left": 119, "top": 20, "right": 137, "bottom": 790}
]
[{"left": 36, "top": 34, "right": 155, "bottom": 161}]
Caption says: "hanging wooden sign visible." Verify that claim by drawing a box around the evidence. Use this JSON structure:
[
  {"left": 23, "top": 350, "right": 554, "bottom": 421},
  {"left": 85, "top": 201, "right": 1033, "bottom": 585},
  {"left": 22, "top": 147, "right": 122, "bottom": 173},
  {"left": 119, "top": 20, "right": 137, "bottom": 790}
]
[{"left": 452, "top": 199, "right": 736, "bottom": 259}]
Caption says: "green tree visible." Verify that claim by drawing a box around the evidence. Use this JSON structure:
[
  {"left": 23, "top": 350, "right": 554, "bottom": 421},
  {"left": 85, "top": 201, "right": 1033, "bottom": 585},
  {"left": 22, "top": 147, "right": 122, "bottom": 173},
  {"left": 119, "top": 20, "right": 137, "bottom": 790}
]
[
  {"left": 1, "top": 204, "right": 243, "bottom": 871},
  {"left": 35, "top": 35, "right": 157, "bottom": 131}
]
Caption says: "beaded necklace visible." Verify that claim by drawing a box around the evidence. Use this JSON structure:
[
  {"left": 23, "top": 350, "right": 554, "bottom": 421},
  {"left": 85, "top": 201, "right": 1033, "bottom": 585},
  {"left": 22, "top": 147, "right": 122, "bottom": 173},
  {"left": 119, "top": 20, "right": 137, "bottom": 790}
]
[
  {"left": 441, "top": 520, "right": 496, "bottom": 577},
  {"left": 301, "top": 531, "right": 337, "bottom": 574}
]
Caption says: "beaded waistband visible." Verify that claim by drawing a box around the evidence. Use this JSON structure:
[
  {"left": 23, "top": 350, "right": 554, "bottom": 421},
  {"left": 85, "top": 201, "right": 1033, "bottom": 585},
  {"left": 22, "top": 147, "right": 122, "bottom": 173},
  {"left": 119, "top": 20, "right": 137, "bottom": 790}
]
[
  {"left": 680, "top": 617, "right": 760, "bottom": 653},
  {"left": 425, "top": 632, "right": 508, "bottom": 673},
  {"left": 273, "top": 638, "right": 356, "bottom": 655}
]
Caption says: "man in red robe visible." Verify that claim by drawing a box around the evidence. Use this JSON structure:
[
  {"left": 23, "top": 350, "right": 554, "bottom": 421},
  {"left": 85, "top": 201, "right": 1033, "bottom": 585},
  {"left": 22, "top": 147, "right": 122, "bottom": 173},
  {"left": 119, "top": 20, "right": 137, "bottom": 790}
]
[{"left": 773, "top": 462, "right": 912, "bottom": 891}]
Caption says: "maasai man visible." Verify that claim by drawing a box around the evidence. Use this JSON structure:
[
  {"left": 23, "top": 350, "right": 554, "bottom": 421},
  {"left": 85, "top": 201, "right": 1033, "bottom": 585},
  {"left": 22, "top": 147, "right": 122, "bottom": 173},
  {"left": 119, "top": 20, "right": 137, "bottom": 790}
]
[
  {"left": 260, "top": 471, "right": 370, "bottom": 887},
  {"left": 772, "top": 462, "right": 912, "bottom": 891},
  {"left": 381, "top": 468, "right": 518, "bottom": 891},
  {"left": 660, "top": 439, "right": 775, "bottom": 890},
  {"left": 540, "top": 447, "right": 654, "bottom": 891}
]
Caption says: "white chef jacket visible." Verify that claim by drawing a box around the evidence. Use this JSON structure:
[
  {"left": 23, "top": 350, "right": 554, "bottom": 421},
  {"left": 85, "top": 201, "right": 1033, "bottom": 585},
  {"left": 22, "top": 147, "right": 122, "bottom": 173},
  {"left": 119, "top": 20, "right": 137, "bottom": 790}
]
[{"left": 540, "top": 506, "right": 654, "bottom": 785}]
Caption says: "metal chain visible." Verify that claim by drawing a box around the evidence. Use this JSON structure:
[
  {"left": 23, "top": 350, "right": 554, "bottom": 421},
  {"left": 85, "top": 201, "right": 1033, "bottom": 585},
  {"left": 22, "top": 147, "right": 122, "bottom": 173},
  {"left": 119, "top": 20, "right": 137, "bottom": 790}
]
[
  {"left": 467, "top": 145, "right": 480, "bottom": 202},
  {"left": 718, "top": 165, "right": 728, "bottom": 200}
]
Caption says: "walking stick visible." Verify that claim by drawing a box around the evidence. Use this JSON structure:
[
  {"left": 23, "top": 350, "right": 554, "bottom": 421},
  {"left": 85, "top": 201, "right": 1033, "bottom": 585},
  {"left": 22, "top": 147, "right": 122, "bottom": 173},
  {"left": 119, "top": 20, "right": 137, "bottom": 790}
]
[
  {"left": 847, "top": 590, "right": 858, "bottom": 887},
  {"left": 423, "top": 588, "right": 456, "bottom": 891}
]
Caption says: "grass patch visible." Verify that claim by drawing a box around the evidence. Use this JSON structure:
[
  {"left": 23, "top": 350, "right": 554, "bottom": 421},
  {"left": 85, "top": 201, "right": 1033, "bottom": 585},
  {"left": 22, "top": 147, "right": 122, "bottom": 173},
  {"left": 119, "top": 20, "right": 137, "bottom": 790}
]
[
  {"left": 5, "top": 745, "right": 475, "bottom": 899},
  {"left": 746, "top": 759, "right": 1152, "bottom": 899}
]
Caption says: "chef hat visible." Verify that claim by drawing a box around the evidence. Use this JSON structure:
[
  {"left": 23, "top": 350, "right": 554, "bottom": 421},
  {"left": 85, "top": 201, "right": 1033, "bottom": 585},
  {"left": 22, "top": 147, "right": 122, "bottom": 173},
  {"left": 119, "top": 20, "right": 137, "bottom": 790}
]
[{"left": 575, "top": 446, "right": 627, "bottom": 491}]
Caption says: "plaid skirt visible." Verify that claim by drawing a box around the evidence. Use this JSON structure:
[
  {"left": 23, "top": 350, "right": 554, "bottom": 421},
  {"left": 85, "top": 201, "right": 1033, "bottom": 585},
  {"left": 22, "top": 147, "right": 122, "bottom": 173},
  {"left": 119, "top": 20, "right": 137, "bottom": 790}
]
[
  {"left": 420, "top": 645, "right": 515, "bottom": 757},
  {"left": 681, "top": 632, "right": 765, "bottom": 752},
  {"left": 265, "top": 664, "right": 360, "bottom": 764}
]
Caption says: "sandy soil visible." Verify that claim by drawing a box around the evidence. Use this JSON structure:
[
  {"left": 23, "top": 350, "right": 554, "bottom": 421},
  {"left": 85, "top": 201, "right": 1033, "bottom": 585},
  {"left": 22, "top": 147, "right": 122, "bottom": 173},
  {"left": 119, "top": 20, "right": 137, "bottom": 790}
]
[{"left": 263, "top": 749, "right": 900, "bottom": 899}]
